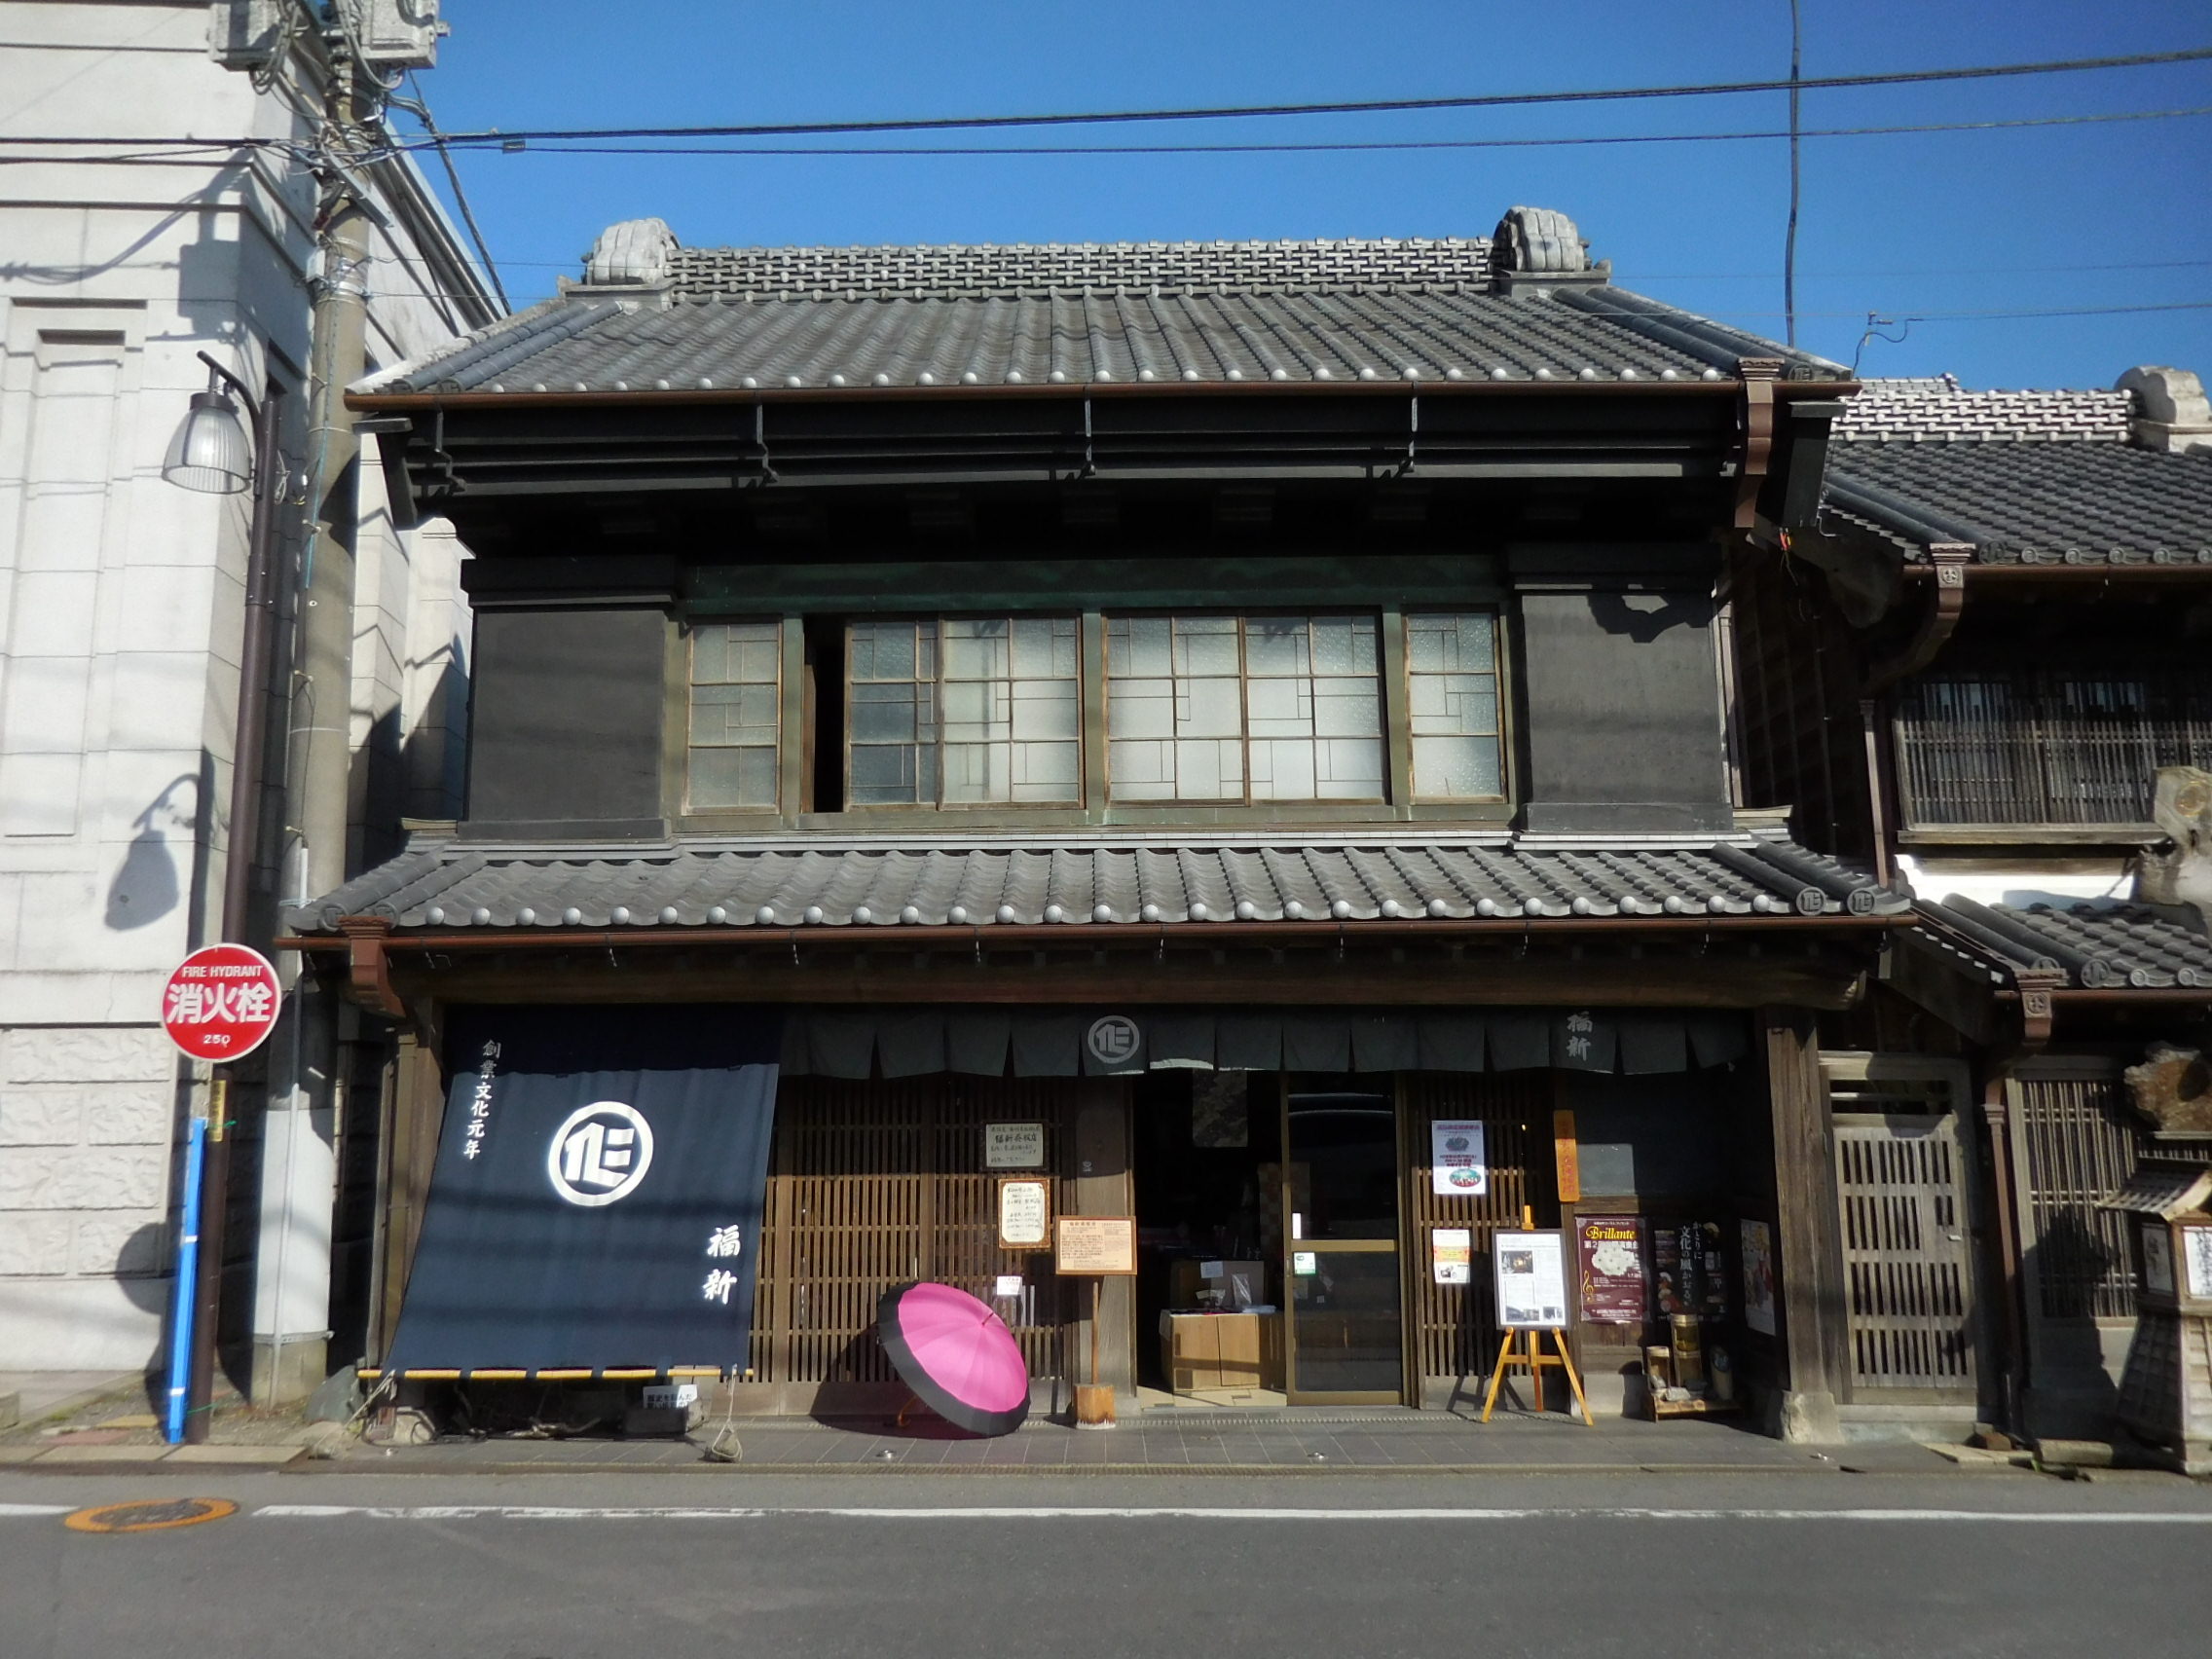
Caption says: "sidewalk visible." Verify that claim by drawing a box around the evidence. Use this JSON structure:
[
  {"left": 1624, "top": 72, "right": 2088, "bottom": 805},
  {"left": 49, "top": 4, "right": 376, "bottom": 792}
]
[{"left": 4, "top": 1402, "right": 2007, "bottom": 1477}]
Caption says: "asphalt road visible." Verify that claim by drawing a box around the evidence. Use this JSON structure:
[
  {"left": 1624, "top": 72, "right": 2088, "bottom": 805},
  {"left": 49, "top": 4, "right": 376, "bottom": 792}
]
[{"left": 6, "top": 1470, "right": 2211, "bottom": 1658}]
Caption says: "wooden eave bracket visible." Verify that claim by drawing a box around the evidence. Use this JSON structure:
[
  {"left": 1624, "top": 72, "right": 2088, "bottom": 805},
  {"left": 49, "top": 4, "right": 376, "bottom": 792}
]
[
  {"left": 1865, "top": 543, "right": 1971, "bottom": 691},
  {"left": 336, "top": 917, "right": 406, "bottom": 1017},
  {"left": 1732, "top": 357, "right": 1783, "bottom": 535},
  {"left": 2008, "top": 965, "right": 2064, "bottom": 1055}
]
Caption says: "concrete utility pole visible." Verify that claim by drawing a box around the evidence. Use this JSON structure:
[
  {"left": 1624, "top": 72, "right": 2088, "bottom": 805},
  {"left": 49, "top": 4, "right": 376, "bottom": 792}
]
[{"left": 252, "top": 50, "right": 374, "bottom": 1406}]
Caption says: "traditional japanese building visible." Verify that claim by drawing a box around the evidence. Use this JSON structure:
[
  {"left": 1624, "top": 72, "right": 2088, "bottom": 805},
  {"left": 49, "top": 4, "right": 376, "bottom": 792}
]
[
  {"left": 288, "top": 208, "right": 1912, "bottom": 1435},
  {"left": 1729, "top": 368, "right": 2212, "bottom": 1445}
]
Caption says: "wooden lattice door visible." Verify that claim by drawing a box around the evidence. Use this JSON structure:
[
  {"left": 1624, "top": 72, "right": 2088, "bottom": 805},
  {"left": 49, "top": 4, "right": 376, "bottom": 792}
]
[
  {"left": 1400, "top": 1074, "right": 1545, "bottom": 1388},
  {"left": 750, "top": 1076, "right": 1074, "bottom": 1393},
  {"left": 1831, "top": 1111, "right": 1976, "bottom": 1392}
]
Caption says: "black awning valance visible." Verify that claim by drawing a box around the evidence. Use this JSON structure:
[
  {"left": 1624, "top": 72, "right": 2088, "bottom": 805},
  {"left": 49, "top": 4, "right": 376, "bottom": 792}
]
[{"left": 778, "top": 1006, "right": 1747, "bottom": 1081}]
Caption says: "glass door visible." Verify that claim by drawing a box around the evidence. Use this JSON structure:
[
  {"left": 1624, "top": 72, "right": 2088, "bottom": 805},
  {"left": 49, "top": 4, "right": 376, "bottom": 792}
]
[{"left": 1281, "top": 1077, "right": 1406, "bottom": 1404}]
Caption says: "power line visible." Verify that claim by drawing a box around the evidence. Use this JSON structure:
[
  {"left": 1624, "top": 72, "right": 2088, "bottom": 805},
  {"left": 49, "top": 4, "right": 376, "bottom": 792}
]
[
  {"left": 407, "top": 103, "right": 2212, "bottom": 158},
  {"left": 1784, "top": 0, "right": 1804, "bottom": 348},
  {"left": 1693, "top": 299, "right": 2212, "bottom": 321},
  {"left": 390, "top": 73, "right": 511, "bottom": 312},
  {"left": 8, "top": 100, "right": 2207, "bottom": 166},
  {"left": 394, "top": 45, "right": 2212, "bottom": 146}
]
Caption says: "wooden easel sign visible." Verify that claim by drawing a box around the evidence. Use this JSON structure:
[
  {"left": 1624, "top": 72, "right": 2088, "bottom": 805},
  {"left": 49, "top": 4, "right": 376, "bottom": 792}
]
[{"left": 1482, "top": 1226, "right": 1594, "bottom": 1426}]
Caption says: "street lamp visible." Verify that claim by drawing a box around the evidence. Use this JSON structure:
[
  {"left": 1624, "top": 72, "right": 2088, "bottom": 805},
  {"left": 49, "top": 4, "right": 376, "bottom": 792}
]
[
  {"left": 160, "top": 364, "right": 255, "bottom": 495},
  {"left": 158, "top": 348, "right": 285, "bottom": 1444}
]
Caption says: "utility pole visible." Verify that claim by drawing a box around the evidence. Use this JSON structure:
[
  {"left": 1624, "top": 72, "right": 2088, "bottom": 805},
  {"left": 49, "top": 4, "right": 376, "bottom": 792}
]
[{"left": 252, "top": 46, "right": 374, "bottom": 1406}]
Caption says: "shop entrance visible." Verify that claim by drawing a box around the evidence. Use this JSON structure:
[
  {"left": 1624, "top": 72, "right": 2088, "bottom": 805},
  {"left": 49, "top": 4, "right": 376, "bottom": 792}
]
[{"left": 1282, "top": 1076, "right": 1405, "bottom": 1404}]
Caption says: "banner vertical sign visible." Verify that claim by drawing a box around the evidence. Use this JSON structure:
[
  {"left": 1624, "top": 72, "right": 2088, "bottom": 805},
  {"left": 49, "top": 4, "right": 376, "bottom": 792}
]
[{"left": 386, "top": 1006, "right": 781, "bottom": 1374}]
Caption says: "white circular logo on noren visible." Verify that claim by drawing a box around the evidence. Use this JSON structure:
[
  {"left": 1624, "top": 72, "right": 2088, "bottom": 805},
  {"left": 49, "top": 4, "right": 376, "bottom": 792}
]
[
  {"left": 1087, "top": 1014, "right": 1141, "bottom": 1066},
  {"left": 547, "top": 1101, "right": 655, "bottom": 1207}
]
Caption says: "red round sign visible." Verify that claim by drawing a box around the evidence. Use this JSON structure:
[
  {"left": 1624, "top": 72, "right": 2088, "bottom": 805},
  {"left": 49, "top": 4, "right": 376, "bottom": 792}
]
[{"left": 161, "top": 944, "right": 282, "bottom": 1062}]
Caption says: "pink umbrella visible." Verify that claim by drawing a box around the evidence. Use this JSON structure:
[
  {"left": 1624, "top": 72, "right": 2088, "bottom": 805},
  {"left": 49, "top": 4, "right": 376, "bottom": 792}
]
[{"left": 875, "top": 1281, "right": 1031, "bottom": 1437}]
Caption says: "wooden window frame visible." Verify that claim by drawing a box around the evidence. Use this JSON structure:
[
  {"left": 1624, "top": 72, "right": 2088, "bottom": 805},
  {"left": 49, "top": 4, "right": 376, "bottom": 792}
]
[
  {"left": 1401, "top": 608, "right": 1510, "bottom": 805},
  {"left": 841, "top": 613, "right": 1086, "bottom": 814},
  {"left": 676, "top": 617, "right": 786, "bottom": 818},
  {"left": 1102, "top": 609, "right": 1392, "bottom": 809}
]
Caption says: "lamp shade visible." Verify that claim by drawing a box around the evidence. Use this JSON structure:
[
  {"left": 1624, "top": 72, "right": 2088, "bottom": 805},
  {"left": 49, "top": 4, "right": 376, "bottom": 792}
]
[{"left": 161, "top": 390, "right": 251, "bottom": 494}]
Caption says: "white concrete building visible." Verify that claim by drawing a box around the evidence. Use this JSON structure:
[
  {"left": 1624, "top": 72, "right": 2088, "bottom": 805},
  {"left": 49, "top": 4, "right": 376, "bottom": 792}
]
[{"left": 0, "top": 0, "right": 496, "bottom": 1379}]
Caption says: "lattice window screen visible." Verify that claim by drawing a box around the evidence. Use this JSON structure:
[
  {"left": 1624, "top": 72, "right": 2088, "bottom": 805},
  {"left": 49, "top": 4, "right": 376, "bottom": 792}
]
[
  {"left": 1400, "top": 1074, "right": 1544, "bottom": 1382},
  {"left": 750, "top": 1077, "right": 1074, "bottom": 1385},
  {"left": 2012, "top": 1073, "right": 2145, "bottom": 1321}
]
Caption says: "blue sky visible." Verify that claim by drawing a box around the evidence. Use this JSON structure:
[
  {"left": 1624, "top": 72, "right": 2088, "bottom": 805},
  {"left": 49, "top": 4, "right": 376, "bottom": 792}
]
[{"left": 404, "top": 1, "right": 2212, "bottom": 388}]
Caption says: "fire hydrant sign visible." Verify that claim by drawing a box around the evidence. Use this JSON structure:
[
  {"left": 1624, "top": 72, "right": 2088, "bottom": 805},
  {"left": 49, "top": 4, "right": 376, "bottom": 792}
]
[{"left": 161, "top": 944, "right": 280, "bottom": 1061}]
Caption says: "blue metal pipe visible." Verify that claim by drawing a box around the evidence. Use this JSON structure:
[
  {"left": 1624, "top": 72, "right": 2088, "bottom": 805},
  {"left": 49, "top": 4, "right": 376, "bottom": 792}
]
[{"left": 164, "top": 1117, "right": 207, "bottom": 1445}]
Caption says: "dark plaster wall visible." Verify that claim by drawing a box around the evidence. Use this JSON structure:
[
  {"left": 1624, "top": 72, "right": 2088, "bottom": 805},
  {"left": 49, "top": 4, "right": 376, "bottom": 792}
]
[
  {"left": 462, "top": 606, "right": 667, "bottom": 837},
  {"left": 1515, "top": 587, "right": 1732, "bottom": 834}
]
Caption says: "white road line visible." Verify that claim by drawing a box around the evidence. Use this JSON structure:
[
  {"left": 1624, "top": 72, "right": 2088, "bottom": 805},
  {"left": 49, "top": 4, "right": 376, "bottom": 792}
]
[
  {"left": 252, "top": 1504, "right": 2212, "bottom": 1524},
  {"left": 0, "top": 1504, "right": 74, "bottom": 1517}
]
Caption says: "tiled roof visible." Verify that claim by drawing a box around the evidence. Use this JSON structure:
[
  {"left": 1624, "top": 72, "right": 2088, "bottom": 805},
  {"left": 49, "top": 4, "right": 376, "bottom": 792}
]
[
  {"left": 1823, "top": 439, "right": 2212, "bottom": 566},
  {"left": 351, "top": 235, "right": 1844, "bottom": 397},
  {"left": 662, "top": 237, "right": 1496, "bottom": 298},
  {"left": 1835, "top": 380, "right": 2132, "bottom": 442},
  {"left": 1932, "top": 896, "right": 2212, "bottom": 989},
  {"left": 290, "top": 832, "right": 1904, "bottom": 935}
]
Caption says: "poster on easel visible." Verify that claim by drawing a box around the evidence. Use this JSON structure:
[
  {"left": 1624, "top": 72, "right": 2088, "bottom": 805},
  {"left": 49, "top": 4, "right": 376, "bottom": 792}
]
[{"left": 1493, "top": 1230, "right": 1569, "bottom": 1329}]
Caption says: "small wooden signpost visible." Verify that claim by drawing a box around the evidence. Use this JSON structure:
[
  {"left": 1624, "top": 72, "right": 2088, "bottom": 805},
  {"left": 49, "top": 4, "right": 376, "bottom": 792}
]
[
  {"left": 1480, "top": 1208, "right": 1594, "bottom": 1427},
  {"left": 1055, "top": 1216, "right": 1136, "bottom": 1427}
]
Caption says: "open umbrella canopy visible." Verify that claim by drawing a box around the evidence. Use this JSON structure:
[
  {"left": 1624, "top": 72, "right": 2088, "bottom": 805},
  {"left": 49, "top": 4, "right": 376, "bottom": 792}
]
[{"left": 875, "top": 1281, "right": 1031, "bottom": 1437}]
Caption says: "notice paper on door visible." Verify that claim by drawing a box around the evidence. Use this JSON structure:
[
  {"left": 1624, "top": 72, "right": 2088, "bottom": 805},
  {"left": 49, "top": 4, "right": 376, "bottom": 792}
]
[
  {"left": 1431, "top": 1228, "right": 1472, "bottom": 1285},
  {"left": 1430, "top": 1120, "right": 1488, "bottom": 1197}
]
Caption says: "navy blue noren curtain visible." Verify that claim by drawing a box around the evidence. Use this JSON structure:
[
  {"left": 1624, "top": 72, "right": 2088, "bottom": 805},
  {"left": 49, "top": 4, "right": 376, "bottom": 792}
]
[{"left": 387, "top": 1006, "right": 781, "bottom": 1374}]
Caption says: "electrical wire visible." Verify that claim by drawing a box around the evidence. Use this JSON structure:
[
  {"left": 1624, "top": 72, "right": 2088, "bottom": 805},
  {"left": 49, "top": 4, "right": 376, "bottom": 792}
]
[
  {"left": 1783, "top": 0, "right": 1803, "bottom": 348},
  {"left": 381, "top": 45, "right": 2212, "bottom": 145},
  {"left": 389, "top": 73, "right": 512, "bottom": 311},
  {"left": 427, "top": 102, "right": 2212, "bottom": 158}
]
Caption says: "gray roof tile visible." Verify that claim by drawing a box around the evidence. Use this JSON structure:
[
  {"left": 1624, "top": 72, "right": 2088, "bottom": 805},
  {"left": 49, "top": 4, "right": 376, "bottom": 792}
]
[
  {"left": 1934, "top": 897, "right": 2212, "bottom": 989},
  {"left": 1824, "top": 439, "right": 2212, "bottom": 566},
  {"left": 290, "top": 832, "right": 1905, "bottom": 935},
  {"left": 353, "top": 237, "right": 1844, "bottom": 398}
]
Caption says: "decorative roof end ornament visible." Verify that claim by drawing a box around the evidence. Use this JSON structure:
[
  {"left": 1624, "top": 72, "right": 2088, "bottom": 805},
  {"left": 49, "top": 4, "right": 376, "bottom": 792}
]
[
  {"left": 1489, "top": 206, "right": 1609, "bottom": 295},
  {"left": 580, "top": 218, "right": 680, "bottom": 289}
]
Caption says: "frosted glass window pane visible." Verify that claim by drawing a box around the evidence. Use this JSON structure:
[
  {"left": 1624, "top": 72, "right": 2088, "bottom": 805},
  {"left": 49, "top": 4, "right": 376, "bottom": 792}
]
[
  {"left": 1245, "top": 619, "right": 1309, "bottom": 678},
  {"left": 1179, "top": 678, "right": 1242, "bottom": 737},
  {"left": 1109, "top": 739, "right": 1173, "bottom": 798},
  {"left": 1105, "top": 610, "right": 1382, "bottom": 802},
  {"left": 1176, "top": 738, "right": 1241, "bottom": 798},
  {"left": 1407, "top": 612, "right": 1503, "bottom": 799},
  {"left": 1313, "top": 680, "right": 1381, "bottom": 738},
  {"left": 1250, "top": 739, "right": 1315, "bottom": 801},
  {"left": 687, "top": 623, "right": 781, "bottom": 811},
  {"left": 1110, "top": 616, "right": 1172, "bottom": 677},
  {"left": 1110, "top": 679, "right": 1175, "bottom": 739},
  {"left": 1413, "top": 735, "right": 1503, "bottom": 798},
  {"left": 1011, "top": 681, "right": 1078, "bottom": 740},
  {"left": 849, "top": 616, "right": 1077, "bottom": 805}
]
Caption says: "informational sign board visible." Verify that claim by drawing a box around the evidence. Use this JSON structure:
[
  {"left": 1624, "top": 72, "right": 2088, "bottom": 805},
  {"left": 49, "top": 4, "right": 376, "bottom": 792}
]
[
  {"left": 2184, "top": 1223, "right": 2212, "bottom": 1303},
  {"left": 1741, "top": 1219, "right": 1779, "bottom": 1335},
  {"left": 1430, "top": 1120, "right": 1488, "bottom": 1196},
  {"left": 161, "top": 943, "right": 281, "bottom": 1062},
  {"left": 1576, "top": 1215, "right": 1647, "bottom": 1324},
  {"left": 1431, "top": 1228, "right": 1472, "bottom": 1285},
  {"left": 997, "top": 1177, "right": 1051, "bottom": 1250},
  {"left": 985, "top": 1122, "right": 1046, "bottom": 1169},
  {"left": 1054, "top": 1216, "right": 1137, "bottom": 1275},
  {"left": 1493, "top": 1229, "right": 1569, "bottom": 1329},
  {"left": 1552, "top": 1110, "right": 1581, "bottom": 1203}
]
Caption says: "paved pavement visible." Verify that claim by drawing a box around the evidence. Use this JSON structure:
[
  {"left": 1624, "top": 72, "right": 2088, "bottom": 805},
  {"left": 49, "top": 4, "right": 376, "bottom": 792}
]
[
  {"left": 1, "top": 1404, "right": 1977, "bottom": 1476},
  {"left": 4, "top": 1468, "right": 2208, "bottom": 1658}
]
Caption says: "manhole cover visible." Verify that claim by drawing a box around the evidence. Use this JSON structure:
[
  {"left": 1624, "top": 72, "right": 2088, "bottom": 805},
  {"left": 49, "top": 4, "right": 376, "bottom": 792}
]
[{"left": 63, "top": 1497, "right": 238, "bottom": 1533}]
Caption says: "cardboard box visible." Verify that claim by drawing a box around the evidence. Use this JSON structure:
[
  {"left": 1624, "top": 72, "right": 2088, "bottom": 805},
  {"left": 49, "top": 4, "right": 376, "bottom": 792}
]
[
  {"left": 1166, "top": 1258, "right": 1269, "bottom": 1310},
  {"left": 1160, "top": 1310, "right": 1284, "bottom": 1394}
]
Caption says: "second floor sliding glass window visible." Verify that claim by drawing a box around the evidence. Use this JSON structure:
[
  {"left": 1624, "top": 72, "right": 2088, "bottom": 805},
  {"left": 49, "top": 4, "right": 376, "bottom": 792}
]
[
  {"left": 1106, "top": 614, "right": 1384, "bottom": 802},
  {"left": 686, "top": 621, "right": 782, "bottom": 810},
  {"left": 848, "top": 617, "right": 1081, "bottom": 805},
  {"left": 1406, "top": 612, "right": 1504, "bottom": 799}
]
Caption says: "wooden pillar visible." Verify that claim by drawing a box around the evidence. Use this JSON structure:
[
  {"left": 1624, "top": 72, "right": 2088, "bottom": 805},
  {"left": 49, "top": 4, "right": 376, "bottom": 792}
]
[
  {"left": 370, "top": 1018, "right": 447, "bottom": 1362},
  {"left": 1762, "top": 1008, "right": 1846, "bottom": 1442},
  {"left": 1070, "top": 1079, "right": 1134, "bottom": 1398}
]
